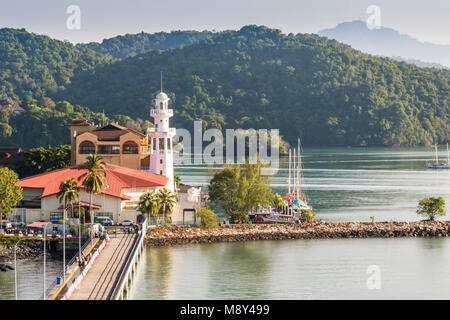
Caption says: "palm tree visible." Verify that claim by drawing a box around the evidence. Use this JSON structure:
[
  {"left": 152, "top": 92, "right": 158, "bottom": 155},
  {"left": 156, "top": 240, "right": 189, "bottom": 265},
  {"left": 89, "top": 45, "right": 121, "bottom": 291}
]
[
  {"left": 157, "top": 187, "right": 176, "bottom": 223},
  {"left": 78, "top": 154, "right": 106, "bottom": 230},
  {"left": 137, "top": 191, "right": 161, "bottom": 225},
  {"left": 57, "top": 178, "right": 80, "bottom": 219},
  {"left": 272, "top": 194, "right": 285, "bottom": 211}
]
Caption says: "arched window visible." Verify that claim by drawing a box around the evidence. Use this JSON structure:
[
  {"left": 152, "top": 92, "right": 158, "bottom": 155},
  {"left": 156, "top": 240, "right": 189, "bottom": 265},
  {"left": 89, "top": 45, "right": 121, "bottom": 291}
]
[
  {"left": 123, "top": 141, "right": 139, "bottom": 154},
  {"left": 79, "top": 141, "right": 95, "bottom": 154}
]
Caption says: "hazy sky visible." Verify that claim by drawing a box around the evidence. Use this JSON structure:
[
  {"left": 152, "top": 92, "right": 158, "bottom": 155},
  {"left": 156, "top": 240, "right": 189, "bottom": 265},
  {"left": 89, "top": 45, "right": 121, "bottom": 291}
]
[{"left": 0, "top": 0, "right": 449, "bottom": 44}]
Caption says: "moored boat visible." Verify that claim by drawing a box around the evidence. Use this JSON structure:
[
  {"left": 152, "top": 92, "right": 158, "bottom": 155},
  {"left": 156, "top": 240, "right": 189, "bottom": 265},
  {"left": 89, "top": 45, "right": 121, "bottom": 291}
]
[{"left": 427, "top": 143, "right": 450, "bottom": 169}]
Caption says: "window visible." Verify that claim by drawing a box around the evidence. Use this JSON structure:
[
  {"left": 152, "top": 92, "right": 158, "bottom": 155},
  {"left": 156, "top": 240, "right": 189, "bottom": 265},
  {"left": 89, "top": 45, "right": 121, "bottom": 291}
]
[
  {"left": 79, "top": 141, "right": 95, "bottom": 154},
  {"left": 50, "top": 212, "right": 63, "bottom": 223},
  {"left": 160, "top": 159, "right": 163, "bottom": 164},
  {"left": 111, "top": 145, "right": 120, "bottom": 154},
  {"left": 98, "top": 145, "right": 120, "bottom": 154},
  {"left": 98, "top": 145, "right": 108, "bottom": 154},
  {"left": 160, "top": 170, "right": 163, "bottom": 175},
  {"left": 153, "top": 138, "right": 157, "bottom": 150},
  {"left": 123, "top": 141, "right": 139, "bottom": 154},
  {"left": 159, "top": 138, "right": 165, "bottom": 150}
]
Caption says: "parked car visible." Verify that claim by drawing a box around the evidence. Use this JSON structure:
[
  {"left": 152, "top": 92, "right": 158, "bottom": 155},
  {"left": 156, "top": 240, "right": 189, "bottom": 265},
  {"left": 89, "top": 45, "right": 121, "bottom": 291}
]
[{"left": 118, "top": 220, "right": 134, "bottom": 226}]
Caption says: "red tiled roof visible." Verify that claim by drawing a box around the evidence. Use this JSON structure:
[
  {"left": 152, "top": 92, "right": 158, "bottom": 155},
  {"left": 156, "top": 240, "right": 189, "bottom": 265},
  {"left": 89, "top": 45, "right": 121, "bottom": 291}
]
[{"left": 18, "top": 163, "right": 168, "bottom": 200}]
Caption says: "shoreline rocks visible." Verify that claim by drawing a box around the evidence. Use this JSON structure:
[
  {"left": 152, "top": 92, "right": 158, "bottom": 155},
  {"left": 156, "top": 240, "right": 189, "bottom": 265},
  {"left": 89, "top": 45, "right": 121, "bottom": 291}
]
[
  {"left": 145, "top": 221, "right": 450, "bottom": 247},
  {"left": 0, "top": 241, "right": 46, "bottom": 262}
]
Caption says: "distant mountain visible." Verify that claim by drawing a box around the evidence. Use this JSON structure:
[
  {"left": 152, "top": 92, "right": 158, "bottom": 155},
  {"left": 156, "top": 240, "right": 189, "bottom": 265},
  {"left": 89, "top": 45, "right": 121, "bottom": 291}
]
[
  {"left": 0, "top": 26, "right": 448, "bottom": 147},
  {"left": 318, "top": 21, "right": 450, "bottom": 69},
  {"left": 58, "top": 25, "right": 449, "bottom": 147},
  {"left": 79, "top": 30, "right": 219, "bottom": 59}
]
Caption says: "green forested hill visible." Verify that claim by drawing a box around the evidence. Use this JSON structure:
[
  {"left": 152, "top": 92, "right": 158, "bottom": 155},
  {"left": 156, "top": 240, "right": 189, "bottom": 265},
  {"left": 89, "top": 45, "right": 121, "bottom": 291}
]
[
  {"left": 60, "top": 25, "right": 449, "bottom": 146},
  {"left": 0, "top": 97, "right": 151, "bottom": 149},
  {"left": 79, "top": 30, "right": 218, "bottom": 59},
  {"left": 0, "top": 28, "right": 106, "bottom": 101},
  {"left": 0, "top": 26, "right": 448, "bottom": 147}
]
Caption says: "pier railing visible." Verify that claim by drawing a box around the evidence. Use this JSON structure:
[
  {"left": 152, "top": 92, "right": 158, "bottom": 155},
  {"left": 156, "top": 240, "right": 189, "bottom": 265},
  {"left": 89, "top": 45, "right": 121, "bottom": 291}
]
[
  {"left": 40, "top": 236, "right": 92, "bottom": 300},
  {"left": 109, "top": 217, "right": 147, "bottom": 300}
]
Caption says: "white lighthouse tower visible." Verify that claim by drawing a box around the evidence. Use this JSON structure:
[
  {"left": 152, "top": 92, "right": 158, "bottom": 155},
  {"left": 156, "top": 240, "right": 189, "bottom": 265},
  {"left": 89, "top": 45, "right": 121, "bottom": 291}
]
[{"left": 147, "top": 75, "right": 176, "bottom": 193}]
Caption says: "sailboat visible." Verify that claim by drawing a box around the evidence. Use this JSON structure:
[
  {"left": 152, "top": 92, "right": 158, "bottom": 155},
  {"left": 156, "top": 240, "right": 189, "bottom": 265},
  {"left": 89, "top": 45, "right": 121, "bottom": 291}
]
[
  {"left": 427, "top": 143, "right": 450, "bottom": 169},
  {"left": 252, "top": 138, "right": 312, "bottom": 224},
  {"left": 291, "top": 138, "right": 312, "bottom": 211}
]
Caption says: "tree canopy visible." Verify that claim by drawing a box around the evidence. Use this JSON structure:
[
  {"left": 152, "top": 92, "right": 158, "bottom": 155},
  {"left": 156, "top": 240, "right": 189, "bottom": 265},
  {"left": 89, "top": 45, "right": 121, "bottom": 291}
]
[
  {"left": 15, "top": 145, "right": 71, "bottom": 178},
  {"left": 208, "top": 159, "right": 273, "bottom": 223},
  {"left": 60, "top": 25, "right": 449, "bottom": 147},
  {"left": 0, "top": 167, "right": 22, "bottom": 219},
  {"left": 0, "top": 26, "right": 448, "bottom": 147},
  {"left": 416, "top": 197, "right": 447, "bottom": 221}
]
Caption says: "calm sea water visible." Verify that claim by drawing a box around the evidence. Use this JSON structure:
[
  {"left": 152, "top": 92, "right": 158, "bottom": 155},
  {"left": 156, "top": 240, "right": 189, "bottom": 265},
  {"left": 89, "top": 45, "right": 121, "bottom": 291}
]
[
  {"left": 0, "top": 257, "right": 62, "bottom": 300},
  {"left": 129, "top": 237, "right": 450, "bottom": 300},
  {"left": 175, "top": 147, "right": 450, "bottom": 222},
  {"left": 1, "top": 147, "right": 449, "bottom": 299},
  {"left": 128, "top": 147, "right": 450, "bottom": 300}
]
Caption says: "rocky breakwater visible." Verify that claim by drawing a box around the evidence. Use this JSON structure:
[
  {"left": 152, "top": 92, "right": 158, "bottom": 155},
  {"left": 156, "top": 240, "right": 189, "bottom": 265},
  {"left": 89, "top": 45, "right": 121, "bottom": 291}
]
[
  {"left": 0, "top": 240, "right": 46, "bottom": 262},
  {"left": 145, "top": 221, "right": 450, "bottom": 246}
]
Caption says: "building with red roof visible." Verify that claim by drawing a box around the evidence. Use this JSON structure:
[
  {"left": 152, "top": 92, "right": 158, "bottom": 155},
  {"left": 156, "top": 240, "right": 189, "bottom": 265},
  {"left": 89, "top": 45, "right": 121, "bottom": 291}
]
[{"left": 13, "top": 163, "right": 169, "bottom": 224}]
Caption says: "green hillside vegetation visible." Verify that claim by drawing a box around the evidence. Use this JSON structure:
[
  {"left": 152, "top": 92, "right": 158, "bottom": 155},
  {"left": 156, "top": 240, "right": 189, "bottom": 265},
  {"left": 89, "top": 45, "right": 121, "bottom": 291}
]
[
  {"left": 0, "top": 26, "right": 448, "bottom": 147},
  {"left": 0, "top": 97, "right": 151, "bottom": 149},
  {"left": 80, "top": 30, "right": 218, "bottom": 59},
  {"left": 60, "top": 25, "right": 449, "bottom": 146},
  {"left": 0, "top": 28, "right": 106, "bottom": 102}
]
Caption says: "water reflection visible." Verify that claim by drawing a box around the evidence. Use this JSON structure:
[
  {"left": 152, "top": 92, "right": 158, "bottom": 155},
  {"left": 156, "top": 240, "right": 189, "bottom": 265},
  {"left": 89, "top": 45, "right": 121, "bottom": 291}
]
[
  {"left": 130, "top": 238, "right": 450, "bottom": 299},
  {"left": 0, "top": 257, "right": 62, "bottom": 300}
]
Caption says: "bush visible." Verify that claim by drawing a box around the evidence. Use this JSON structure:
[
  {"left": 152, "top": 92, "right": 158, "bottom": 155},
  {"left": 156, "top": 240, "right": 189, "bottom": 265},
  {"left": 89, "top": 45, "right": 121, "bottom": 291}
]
[
  {"left": 196, "top": 207, "right": 219, "bottom": 228},
  {"left": 301, "top": 209, "right": 316, "bottom": 223},
  {"left": 417, "top": 197, "right": 447, "bottom": 221}
]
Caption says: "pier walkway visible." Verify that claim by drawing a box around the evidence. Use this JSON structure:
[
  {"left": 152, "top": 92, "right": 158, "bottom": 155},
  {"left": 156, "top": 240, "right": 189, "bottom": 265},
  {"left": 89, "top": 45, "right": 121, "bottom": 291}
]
[{"left": 69, "top": 231, "right": 136, "bottom": 300}]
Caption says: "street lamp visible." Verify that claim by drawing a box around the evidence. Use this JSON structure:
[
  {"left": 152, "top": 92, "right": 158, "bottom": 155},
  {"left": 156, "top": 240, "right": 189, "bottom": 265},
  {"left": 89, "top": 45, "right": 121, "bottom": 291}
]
[
  {"left": 14, "top": 224, "right": 49, "bottom": 300},
  {"left": 63, "top": 205, "right": 66, "bottom": 282},
  {"left": 78, "top": 201, "right": 81, "bottom": 263},
  {"left": 42, "top": 223, "right": 49, "bottom": 300},
  {"left": 14, "top": 237, "right": 26, "bottom": 300}
]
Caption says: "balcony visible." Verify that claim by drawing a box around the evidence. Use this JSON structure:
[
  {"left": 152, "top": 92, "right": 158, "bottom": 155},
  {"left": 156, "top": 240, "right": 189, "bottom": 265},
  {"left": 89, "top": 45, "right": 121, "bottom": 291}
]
[
  {"left": 147, "top": 127, "right": 176, "bottom": 135},
  {"left": 150, "top": 109, "right": 173, "bottom": 117}
]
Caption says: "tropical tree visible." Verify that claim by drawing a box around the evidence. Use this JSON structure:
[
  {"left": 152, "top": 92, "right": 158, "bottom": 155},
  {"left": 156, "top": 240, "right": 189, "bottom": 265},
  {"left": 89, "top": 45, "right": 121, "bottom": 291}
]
[
  {"left": 157, "top": 187, "right": 176, "bottom": 222},
  {"left": 57, "top": 178, "right": 80, "bottom": 219},
  {"left": 174, "top": 174, "right": 181, "bottom": 187},
  {"left": 0, "top": 167, "right": 22, "bottom": 219},
  {"left": 417, "top": 197, "right": 447, "bottom": 221},
  {"left": 209, "top": 159, "right": 273, "bottom": 223},
  {"left": 78, "top": 154, "right": 106, "bottom": 226},
  {"left": 137, "top": 191, "right": 161, "bottom": 224},
  {"left": 272, "top": 193, "right": 285, "bottom": 209}
]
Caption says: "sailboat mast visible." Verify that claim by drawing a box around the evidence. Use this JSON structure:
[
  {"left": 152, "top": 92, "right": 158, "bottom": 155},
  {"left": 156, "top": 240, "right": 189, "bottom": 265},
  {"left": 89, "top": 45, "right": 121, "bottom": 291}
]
[
  {"left": 447, "top": 143, "right": 449, "bottom": 164},
  {"left": 435, "top": 144, "right": 439, "bottom": 165},
  {"left": 297, "top": 137, "right": 301, "bottom": 200},
  {"left": 288, "top": 149, "right": 291, "bottom": 194},
  {"left": 293, "top": 148, "right": 296, "bottom": 199}
]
